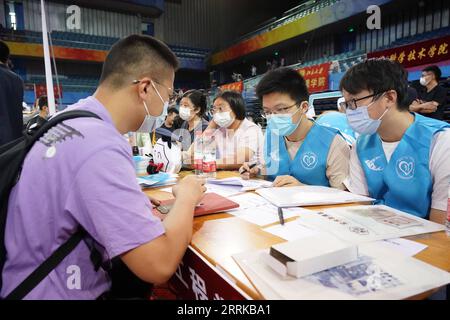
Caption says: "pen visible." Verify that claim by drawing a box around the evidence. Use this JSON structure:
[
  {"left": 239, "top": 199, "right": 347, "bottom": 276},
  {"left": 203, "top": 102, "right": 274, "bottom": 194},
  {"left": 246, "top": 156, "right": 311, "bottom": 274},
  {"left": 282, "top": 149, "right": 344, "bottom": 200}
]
[
  {"left": 278, "top": 207, "right": 285, "bottom": 226},
  {"left": 240, "top": 162, "right": 258, "bottom": 175}
]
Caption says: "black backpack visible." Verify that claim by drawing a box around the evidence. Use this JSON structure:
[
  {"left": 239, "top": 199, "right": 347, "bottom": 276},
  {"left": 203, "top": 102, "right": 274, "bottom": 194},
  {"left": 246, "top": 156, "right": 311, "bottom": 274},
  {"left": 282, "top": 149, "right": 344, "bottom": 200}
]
[{"left": 0, "top": 110, "right": 101, "bottom": 300}]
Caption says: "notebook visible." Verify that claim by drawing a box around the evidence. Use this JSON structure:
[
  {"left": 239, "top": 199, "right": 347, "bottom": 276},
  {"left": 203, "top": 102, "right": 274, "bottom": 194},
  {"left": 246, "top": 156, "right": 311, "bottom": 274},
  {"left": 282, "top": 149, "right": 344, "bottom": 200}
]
[
  {"left": 152, "top": 192, "right": 239, "bottom": 219},
  {"left": 256, "top": 186, "right": 374, "bottom": 207}
]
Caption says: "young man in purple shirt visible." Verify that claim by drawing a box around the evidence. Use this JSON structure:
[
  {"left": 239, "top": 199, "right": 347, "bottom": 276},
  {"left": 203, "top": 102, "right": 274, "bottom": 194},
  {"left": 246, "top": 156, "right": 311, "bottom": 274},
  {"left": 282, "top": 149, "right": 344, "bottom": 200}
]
[{"left": 1, "top": 35, "right": 206, "bottom": 299}]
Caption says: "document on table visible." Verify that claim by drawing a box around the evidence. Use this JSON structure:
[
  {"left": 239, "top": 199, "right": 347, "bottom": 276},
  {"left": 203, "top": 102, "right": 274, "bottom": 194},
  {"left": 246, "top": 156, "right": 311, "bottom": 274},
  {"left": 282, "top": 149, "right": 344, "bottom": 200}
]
[
  {"left": 375, "top": 238, "right": 428, "bottom": 257},
  {"left": 158, "top": 183, "right": 243, "bottom": 197},
  {"left": 228, "top": 193, "right": 271, "bottom": 211},
  {"left": 256, "top": 186, "right": 374, "bottom": 207},
  {"left": 294, "top": 205, "right": 445, "bottom": 244},
  {"left": 207, "top": 177, "right": 272, "bottom": 191},
  {"left": 227, "top": 205, "right": 306, "bottom": 227},
  {"left": 262, "top": 219, "right": 319, "bottom": 241},
  {"left": 233, "top": 241, "right": 450, "bottom": 300}
]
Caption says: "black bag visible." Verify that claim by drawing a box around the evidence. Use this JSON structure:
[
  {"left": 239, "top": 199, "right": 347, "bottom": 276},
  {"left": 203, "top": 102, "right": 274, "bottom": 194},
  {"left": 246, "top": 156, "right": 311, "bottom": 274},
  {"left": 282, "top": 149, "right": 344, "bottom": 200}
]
[{"left": 0, "top": 110, "right": 101, "bottom": 300}]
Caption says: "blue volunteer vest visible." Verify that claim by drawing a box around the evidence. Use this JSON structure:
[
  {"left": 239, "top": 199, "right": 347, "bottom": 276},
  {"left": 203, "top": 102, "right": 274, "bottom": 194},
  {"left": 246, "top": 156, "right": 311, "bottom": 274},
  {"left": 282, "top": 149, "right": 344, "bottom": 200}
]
[
  {"left": 357, "top": 113, "right": 449, "bottom": 219},
  {"left": 264, "top": 121, "right": 340, "bottom": 186},
  {"left": 315, "top": 111, "right": 356, "bottom": 146}
]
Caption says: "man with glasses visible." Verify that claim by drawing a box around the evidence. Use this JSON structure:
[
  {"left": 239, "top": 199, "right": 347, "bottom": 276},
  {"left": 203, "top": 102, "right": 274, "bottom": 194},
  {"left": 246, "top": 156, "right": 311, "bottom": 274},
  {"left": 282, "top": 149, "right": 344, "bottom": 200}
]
[
  {"left": 240, "top": 68, "right": 350, "bottom": 189},
  {"left": 1, "top": 35, "right": 206, "bottom": 299},
  {"left": 341, "top": 58, "right": 449, "bottom": 224}
]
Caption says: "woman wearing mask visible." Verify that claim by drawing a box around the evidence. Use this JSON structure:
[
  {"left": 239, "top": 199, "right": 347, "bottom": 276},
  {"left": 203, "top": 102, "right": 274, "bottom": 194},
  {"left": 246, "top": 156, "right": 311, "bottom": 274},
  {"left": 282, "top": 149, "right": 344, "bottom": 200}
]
[
  {"left": 177, "top": 90, "right": 209, "bottom": 151},
  {"left": 205, "top": 91, "right": 264, "bottom": 170},
  {"left": 240, "top": 68, "right": 350, "bottom": 189}
]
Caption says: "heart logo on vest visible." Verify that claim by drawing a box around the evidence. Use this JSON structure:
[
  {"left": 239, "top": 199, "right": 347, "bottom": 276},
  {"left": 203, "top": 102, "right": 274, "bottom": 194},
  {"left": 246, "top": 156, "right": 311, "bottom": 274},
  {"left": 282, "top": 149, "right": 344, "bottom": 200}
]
[
  {"left": 396, "top": 156, "right": 415, "bottom": 180},
  {"left": 301, "top": 152, "right": 318, "bottom": 170}
]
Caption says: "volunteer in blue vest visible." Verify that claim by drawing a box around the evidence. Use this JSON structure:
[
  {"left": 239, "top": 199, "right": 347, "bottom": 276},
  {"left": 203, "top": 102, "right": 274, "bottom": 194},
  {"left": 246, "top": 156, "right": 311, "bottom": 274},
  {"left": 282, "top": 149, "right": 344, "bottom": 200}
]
[
  {"left": 239, "top": 67, "right": 350, "bottom": 189},
  {"left": 341, "top": 58, "right": 450, "bottom": 223},
  {"left": 315, "top": 97, "right": 357, "bottom": 146}
]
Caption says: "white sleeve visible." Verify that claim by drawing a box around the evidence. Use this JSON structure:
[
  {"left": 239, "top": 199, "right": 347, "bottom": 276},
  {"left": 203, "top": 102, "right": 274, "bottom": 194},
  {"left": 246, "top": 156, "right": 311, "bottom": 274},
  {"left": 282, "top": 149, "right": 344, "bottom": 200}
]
[
  {"left": 343, "top": 142, "right": 370, "bottom": 196},
  {"left": 429, "top": 129, "right": 450, "bottom": 211}
]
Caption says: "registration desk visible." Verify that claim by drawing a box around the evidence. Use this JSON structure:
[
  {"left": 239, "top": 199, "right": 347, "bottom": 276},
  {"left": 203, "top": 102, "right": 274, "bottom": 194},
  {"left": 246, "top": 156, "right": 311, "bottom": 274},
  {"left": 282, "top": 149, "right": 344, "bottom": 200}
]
[{"left": 143, "top": 171, "right": 450, "bottom": 300}]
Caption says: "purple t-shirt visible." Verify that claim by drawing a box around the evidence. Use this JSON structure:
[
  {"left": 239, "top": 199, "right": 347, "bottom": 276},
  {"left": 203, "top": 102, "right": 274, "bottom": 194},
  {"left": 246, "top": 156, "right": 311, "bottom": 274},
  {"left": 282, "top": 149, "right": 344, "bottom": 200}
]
[{"left": 1, "top": 96, "right": 165, "bottom": 299}]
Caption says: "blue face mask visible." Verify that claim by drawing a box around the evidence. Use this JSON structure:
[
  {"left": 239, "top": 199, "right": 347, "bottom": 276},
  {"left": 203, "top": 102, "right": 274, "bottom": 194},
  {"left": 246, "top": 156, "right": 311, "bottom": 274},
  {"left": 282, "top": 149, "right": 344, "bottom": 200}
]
[
  {"left": 137, "top": 81, "right": 169, "bottom": 133},
  {"left": 345, "top": 95, "right": 389, "bottom": 135},
  {"left": 267, "top": 107, "right": 303, "bottom": 136}
]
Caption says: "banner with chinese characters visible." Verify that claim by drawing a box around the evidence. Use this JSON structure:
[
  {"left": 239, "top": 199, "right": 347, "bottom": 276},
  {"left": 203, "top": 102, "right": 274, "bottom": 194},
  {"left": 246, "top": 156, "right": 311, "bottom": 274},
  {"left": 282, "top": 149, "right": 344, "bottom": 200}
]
[
  {"left": 35, "top": 84, "right": 63, "bottom": 100},
  {"left": 296, "top": 62, "right": 331, "bottom": 93},
  {"left": 219, "top": 81, "right": 244, "bottom": 93},
  {"left": 367, "top": 35, "right": 450, "bottom": 68},
  {"left": 169, "top": 247, "right": 249, "bottom": 300}
]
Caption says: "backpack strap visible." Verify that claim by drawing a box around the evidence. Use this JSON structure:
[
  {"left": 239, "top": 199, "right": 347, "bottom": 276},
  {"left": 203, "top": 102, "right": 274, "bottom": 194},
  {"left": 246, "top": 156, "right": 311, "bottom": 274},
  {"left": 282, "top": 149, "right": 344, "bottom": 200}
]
[{"left": 4, "top": 229, "right": 86, "bottom": 300}]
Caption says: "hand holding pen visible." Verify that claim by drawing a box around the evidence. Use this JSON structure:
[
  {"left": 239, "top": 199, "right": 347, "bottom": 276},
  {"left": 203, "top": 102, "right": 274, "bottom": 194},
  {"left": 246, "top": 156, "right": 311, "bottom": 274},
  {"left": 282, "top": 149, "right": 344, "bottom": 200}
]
[{"left": 239, "top": 160, "right": 261, "bottom": 180}]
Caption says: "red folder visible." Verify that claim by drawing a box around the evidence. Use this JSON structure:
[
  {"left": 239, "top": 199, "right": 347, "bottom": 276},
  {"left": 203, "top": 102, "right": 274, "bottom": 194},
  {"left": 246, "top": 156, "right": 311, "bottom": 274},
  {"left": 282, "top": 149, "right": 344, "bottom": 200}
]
[{"left": 152, "top": 192, "right": 239, "bottom": 219}]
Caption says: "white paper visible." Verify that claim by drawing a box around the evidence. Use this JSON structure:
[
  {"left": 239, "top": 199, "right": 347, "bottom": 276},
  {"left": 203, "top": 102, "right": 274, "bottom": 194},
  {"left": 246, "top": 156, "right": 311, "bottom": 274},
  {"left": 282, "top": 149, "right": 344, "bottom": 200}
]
[
  {"left": 228, "top": 205, "right": 302, "bottom": 227},
  {"left": 207, "top": 177, "right": 272, "bottom": 191},
  {"left": 376, "top": 238, "right": 428, "bottom": 257},
  {"left": 256, "top": 186, "right": 374, "bottom": 207},
  {"left": 204, "top": 183, "right": 243, "bottom": 197},
  {"left": 233, "top": 242, "right": 450, "bottom": 300},
  {"left": 159, "top": 183, "right": 244, "bottom": 197},
  {"left": 262, "top": 219, "right": 319, "bottom": 241},
  {"left": 228, "top": 193, "right": 271, "bottom": 211},
  {"left": 294, "top": 205, "right": 445, "bottom": 244}
]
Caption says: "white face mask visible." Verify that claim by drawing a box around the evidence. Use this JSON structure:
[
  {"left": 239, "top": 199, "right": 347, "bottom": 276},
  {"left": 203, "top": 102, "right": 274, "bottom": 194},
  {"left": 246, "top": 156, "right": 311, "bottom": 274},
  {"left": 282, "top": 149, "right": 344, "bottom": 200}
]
[
  {"left": 419, "top": 76, "right": 430, "bottom": 86},
  {"left": 137, "top": 81, "right": 169, "bottom": 132},
  {"left": 179, "top": 106, "right": 192, "bottom": 121},
  {"left": 213, "top": 111, "right": 234, "bottom": 128}
]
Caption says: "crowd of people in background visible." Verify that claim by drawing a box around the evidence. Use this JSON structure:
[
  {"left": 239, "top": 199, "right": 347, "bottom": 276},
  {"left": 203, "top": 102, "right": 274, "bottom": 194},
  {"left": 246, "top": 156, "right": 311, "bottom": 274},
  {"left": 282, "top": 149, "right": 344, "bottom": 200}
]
[{"left": 0, "top": 35, "right": 449, "bottom": 299}]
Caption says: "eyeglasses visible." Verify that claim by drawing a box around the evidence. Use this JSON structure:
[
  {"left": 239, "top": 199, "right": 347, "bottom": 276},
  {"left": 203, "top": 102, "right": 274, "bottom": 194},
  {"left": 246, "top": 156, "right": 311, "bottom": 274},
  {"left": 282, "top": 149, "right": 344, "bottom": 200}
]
[
  {"left": 339, "top": 92, "right": 385, "bottom": 110},
  {"left": 261, "top": 102, "right": 299, "bottom": 119},
  {"left": 132, "top": 79, "right": 176, "bottom": 101}
]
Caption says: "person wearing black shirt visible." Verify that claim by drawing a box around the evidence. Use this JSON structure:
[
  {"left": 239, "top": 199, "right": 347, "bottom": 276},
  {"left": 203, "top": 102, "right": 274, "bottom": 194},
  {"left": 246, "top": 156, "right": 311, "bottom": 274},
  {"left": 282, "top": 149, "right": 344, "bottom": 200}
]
[
  {"left": 154, "top": 107, "right": 179, "bottom": 141},
  {"left": 410, "top": 65, "right": 447, "bottom": 120},
  {"left": 25, "top": 95, "right": 49, "bottom": 135},
  {"left": 0, "top": 40, "right": 24, "bottom": 146}
]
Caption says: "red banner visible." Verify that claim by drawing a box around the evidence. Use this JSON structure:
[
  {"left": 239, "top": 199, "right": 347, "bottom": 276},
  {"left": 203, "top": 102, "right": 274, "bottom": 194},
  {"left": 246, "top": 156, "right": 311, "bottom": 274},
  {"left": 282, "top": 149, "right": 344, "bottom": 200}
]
[
  {"left": 367, "top": 35, "right": 450, "bottom": 68},
  {"left": 169, "top": 247, "right": 248, "bottom": 300},
  {"left": 219, "top": 81, "right": 243, "bottom": 93},
  {"left": 296, "top": 62, "right": 331, "bottom": 93},
  {"left": 35, "top": 84, "right": 63, "bottom": 100}
]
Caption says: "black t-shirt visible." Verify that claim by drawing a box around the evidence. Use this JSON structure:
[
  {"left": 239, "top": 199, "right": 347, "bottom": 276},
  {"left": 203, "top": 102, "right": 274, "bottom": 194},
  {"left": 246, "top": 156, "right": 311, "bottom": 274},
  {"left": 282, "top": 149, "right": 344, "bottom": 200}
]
[
  {"left": 154, "top": 123, "right": 175, "bottom": 141},
  {"left": 417, "top": 84, "right": 448, "bottom": 120},
  {"left": 0, "top": 64, "right": 24, "bottom": 145}
]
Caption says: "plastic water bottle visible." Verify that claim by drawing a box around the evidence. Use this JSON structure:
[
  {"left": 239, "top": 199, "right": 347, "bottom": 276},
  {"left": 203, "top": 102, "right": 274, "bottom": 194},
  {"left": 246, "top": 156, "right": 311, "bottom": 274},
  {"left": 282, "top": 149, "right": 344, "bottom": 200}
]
[
  {"left": 193, "top": 131, "right": 203, "bottom": 176},
  {"left": 202, "top": 132, "right": 217, "bottom": 178},
  {"left": 446, "top": 182, "right": 450, "bottom": 237}
]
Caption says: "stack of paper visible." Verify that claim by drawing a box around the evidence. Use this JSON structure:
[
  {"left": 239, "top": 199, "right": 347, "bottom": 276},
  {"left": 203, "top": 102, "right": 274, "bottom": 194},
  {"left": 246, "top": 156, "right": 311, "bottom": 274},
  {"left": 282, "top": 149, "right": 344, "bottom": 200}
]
[
  {"left": 208, "top": 177, "right": 273, "bottom": 191},
  {"left": 233, "top": 241, "right": 450, "bottom": 300},
  {"left": 294, "top": 205, "right": 446, "bottom": 244},
  {"left": 256, "top": 186, "right": 374, "bottom": 207},
  {"left": 137, "top": 173, "right": 178, "bottom": 188}
]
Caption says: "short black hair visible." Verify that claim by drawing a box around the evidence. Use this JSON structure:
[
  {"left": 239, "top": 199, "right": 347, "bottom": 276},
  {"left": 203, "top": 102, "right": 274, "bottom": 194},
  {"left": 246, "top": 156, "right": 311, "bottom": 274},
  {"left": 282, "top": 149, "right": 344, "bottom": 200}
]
[
  {"left": 422, "top": 65, "right": 442, "bottom": 81},
  {"left": 99, "top": 34, "right": 179, "bottom": 89},
  {"left": 0, "top": 40, "right": 10, "bottom": 64},
  {"left": 182, "top": 90, "right": 207, "bottom": 117},
  {"left": 339, "top": 58, "right": 409, "bottom": 111},
  {"left": 214, "top": 91, "right": 246, "bottom": 120},
  {"left": 256, "top": 67, "right": 309, "bottom": 103},
  {"left": 167, "top": 107, "right": 179, "bottom": 115},
  {"left": 38, "top": 95, "right": 48, "bottom": 110}
]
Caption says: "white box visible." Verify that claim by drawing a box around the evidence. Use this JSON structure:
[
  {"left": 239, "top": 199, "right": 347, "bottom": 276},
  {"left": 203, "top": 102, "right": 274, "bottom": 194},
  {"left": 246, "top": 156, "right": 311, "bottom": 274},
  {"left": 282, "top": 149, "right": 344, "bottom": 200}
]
[{"left": 263, "top": 233, "right": 359, "bottom": 278}]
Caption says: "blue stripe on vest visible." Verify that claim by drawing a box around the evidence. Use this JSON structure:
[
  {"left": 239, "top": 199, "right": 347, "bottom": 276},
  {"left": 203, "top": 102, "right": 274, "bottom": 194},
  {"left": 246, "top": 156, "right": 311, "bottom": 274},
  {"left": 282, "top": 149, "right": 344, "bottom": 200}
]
[
  {"left": 356, "top": 113, "right": 450, "bottom": 219},
  {"left": 264, "top": 121, "right": 339, "bottom": 186}
]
